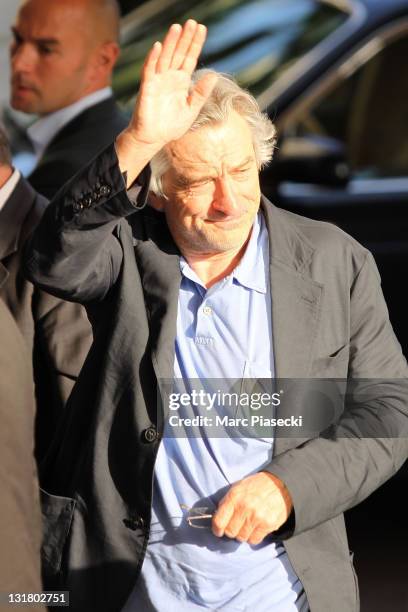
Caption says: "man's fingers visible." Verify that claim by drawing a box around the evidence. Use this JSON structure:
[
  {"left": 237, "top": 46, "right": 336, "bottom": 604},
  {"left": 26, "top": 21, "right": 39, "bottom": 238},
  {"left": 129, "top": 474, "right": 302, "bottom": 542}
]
[
  {"left": 223, "top": 510, "right": 249, "bottom": 539},
  {"left": 170, "top": 19, "right": 199, "bottom": 70},
  {"left": 212, "top": 501, "right": 234, "bottom": 537},
  {"left": 156, "top": 23, "right": 182, "bottom": 73},
  {"left": 180, "top": 23, "right": 207, "bottom": 74},
  {"left": 248, "top": 528, "right": 269, "bottom": 546},
  {"left": 141, "top": 41, "right": 162, "bottom": 81},
  {"left": 142, "top": 20, "right": 209, "bottom": 86},
  {"left": 235, "top": 517, "right": 254, "bottom": 543},
  {"left": 188, "top": 72, "right": 218, "bottom": 112}
]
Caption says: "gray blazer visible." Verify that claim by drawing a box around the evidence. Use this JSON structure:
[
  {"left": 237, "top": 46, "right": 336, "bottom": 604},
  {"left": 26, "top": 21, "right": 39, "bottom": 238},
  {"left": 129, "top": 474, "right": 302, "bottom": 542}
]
[
  {"left": 0, "top": 176, "right": 93, "bottom": 460},
  {"left": 0, "top": 300, "right": 45, "bottom": 610},
  {"left": 24, "top": 144, "right": 408, "bottom": 612}
]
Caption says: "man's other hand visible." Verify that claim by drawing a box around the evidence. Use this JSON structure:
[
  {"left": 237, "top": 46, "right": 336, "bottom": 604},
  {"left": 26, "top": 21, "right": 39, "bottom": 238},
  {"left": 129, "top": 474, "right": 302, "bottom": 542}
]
[{"left": 212, "top": 472, "right": 293, "bottom": 545}]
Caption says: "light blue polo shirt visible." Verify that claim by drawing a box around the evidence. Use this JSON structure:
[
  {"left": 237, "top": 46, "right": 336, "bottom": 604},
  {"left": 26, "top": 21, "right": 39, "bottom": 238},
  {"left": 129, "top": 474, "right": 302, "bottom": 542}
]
[{"left": 123, "top": 213, "right": 308, "bottom": 611}]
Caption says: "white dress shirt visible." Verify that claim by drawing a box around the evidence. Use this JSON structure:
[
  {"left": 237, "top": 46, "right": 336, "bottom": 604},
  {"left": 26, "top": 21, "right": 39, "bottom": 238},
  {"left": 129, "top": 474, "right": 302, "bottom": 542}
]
[
  {"left": 0, "top": 169, "right": 20, "bottom": 212},
  {"left": 27, "top": 87, "right": 113, "bottom": 165}
]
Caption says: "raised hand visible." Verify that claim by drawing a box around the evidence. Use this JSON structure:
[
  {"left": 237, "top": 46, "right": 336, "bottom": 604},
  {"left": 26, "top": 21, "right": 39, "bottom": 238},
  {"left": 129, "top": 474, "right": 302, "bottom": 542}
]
[
  {"left": 130, "top": 20, "right": 217, "bottom": 148},
  {"left": 116, "top": 20, "right": 217, "bottom": 186}
]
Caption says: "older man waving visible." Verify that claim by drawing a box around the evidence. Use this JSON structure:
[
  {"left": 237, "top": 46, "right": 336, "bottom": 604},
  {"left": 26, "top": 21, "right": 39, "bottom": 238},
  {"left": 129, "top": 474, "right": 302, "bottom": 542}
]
[{"left": 25, "top": 20, "right": 408, "bottom": 612}]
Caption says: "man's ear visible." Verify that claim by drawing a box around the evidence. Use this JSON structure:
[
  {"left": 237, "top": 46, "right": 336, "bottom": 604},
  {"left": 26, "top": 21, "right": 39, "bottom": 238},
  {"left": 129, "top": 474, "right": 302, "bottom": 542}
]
[
  {"left": 93, "top": 42, "right": 120, "bottom": 79},
  {"left": 149, "top": 192, "right": 167, "bottom": 211}
]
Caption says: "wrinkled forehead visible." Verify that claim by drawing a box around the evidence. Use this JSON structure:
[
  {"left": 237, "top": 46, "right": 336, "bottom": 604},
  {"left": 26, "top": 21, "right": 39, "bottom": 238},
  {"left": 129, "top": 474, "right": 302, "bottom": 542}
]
[{"left": 166, "top": 112, "right": 256, "bottom": 178}]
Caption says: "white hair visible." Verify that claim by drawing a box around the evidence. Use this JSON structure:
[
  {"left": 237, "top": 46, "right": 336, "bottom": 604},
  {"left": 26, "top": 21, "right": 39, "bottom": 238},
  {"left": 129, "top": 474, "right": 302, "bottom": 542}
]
[{"left": 149, "top": 70, "right": 277, "bottom": 196}]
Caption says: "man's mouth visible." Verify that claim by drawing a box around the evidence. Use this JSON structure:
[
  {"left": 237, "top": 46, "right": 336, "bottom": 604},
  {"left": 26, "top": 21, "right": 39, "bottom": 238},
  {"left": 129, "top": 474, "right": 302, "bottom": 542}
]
[
  {"left": 205, "top": 215, "right": 246, "bottom": 227},
  {"left": 12, "top": 80, "right": 38, "bottom": 95}
]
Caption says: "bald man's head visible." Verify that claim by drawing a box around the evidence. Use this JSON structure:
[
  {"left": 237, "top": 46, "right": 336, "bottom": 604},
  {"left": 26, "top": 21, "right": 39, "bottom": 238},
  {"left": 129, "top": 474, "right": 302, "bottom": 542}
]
[
  {"left": 10, "top": 0, "right": 121, "bottom": 115},
  {"left": 80, "top": 0, "right": 121, "bottom": 45},
  {"left": 16, "top": 0, "right": 121, "bottom": 44}
]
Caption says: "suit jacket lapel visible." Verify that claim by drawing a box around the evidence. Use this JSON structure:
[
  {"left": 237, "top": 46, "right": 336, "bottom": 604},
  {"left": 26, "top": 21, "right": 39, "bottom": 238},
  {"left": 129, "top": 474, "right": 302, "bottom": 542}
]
[
  {"left": 262, "top": 198, "right": 323, "bottom": 378},
  {"left": 0, "top": 263, "right": 8, "bottom": 289},
  {"left": 37, "top": 97, "right": 121, "bottom": 159},
  {"left": 262, "top": 199, "right": 324, "bottom": 455},
  {"left": 132, "top": 209, "right": 181, "bottom": 394},
  {"left": 0, "top": 177, "right": 40, "bottom": 288},
  {"left": 270, "top": 260, "right": 323, "bottom": 378}
]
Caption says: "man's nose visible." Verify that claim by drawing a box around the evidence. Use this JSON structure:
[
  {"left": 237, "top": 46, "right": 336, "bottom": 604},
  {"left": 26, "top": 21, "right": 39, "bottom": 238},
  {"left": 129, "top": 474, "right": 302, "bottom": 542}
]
[
  {"left": 212, "top": 176, "right": 243, "bottom": 217},
  {"left": 11, "top": 43, "right": 36, "bottom": 73}
]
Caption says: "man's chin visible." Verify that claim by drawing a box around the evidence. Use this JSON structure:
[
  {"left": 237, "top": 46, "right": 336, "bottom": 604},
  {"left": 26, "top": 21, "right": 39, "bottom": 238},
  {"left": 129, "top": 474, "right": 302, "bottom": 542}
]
[
  {"left": 11, "top": 100, "right": 33, "bottom": 114},
  {"left": 11, "top": 92, "right": 39, "bottom": 114},
  {"left": 195, "top": 227, "right": 251, "bottom": 253}
]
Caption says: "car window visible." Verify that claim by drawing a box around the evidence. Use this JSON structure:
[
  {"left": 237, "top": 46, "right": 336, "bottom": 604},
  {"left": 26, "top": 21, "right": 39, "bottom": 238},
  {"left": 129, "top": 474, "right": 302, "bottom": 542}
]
[
  {"left": 282, "top": 30, "right": 408, "bottom": 179},
  {"left": 114, "top": 0, "right": 347, "bottom": 103}
]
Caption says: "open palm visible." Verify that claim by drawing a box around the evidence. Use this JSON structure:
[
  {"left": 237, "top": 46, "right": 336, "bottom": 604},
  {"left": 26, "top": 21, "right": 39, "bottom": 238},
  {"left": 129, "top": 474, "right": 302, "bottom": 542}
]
[{"left": 130, "top": 21, "right": 217, "bottom": 148}]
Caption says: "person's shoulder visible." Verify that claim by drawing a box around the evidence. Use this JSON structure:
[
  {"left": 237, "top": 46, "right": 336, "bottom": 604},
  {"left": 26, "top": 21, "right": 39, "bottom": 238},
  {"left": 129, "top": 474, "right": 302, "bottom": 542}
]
[
  {"left": 269, "top": 201, "right": 368, "bottom": 254},
  {"left": 263, "top": 199, "right": 371, "bottom": 278},
  {"left": 29, "top": 99, "right": 128, "bottom": 198},
  {"left": 58, "top": 97, "right": 128, "bottom": 141}
]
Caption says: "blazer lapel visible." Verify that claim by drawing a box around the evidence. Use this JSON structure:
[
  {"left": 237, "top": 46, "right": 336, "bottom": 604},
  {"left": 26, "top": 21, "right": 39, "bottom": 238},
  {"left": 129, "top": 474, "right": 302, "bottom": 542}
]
[
  {"left": 270, "top": 259, "right": 323, "bottom": 379},
  {"left": 262, "top": 199, "right": 324, "bottom": 455},
  {"left": 0, "top": 177, "right": 38, "bottom": 288},
  {"left": 132, "top": 210, "right": 181, "bottom": 412},
  {"left": 0, "top": 263, "right": 8, "bottom": 289},
  {"left": 36, "top": 97, "right": 122, "bottom": 159}
]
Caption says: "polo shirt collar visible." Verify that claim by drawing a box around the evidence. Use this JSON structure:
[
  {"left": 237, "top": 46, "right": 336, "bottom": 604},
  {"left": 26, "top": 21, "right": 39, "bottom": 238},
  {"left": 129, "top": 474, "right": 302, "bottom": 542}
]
[{"left": 179, "top": 211, "right": 268, "bottom": 294}]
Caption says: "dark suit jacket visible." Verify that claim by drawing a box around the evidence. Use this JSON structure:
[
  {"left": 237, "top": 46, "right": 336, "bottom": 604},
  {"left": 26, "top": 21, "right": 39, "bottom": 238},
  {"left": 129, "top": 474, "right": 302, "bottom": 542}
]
[
  {"left": 24, "top": 144, "right": 408, "bottom": 612},
  {"left": 0, "top": 300, "right": 45, "bottom": 610},
  {"left": 28, "top": 96, "right": 128, "bottom": 199},
  {"left": 0, "top": 176, "right": 93, "bottom": 460}
]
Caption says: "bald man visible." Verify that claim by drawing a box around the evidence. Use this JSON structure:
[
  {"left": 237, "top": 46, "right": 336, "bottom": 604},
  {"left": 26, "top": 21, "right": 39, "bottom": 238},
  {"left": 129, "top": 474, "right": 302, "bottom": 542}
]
[{"left": 10, "top": 0, "right": 127, "bottom": 198}]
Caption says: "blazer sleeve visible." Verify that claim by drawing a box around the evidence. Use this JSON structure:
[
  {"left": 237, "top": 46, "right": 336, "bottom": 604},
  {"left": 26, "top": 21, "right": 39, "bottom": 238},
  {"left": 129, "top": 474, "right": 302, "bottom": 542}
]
[
  {"left": 265, "top": 250, "right": 408, "bottom": 538},
  {"left": 23, "top": 143, "right": 150, "bottom": 304}
]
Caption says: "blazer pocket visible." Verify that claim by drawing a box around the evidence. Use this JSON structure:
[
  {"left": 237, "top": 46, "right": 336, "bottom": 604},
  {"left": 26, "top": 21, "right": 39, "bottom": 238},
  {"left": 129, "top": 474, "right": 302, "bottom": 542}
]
[
  {"left": 40, "top": 488, "right": 76, "bottom": 577},
  {"left": 311, "top": 344, "right": 350, "bottom": 377}
]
